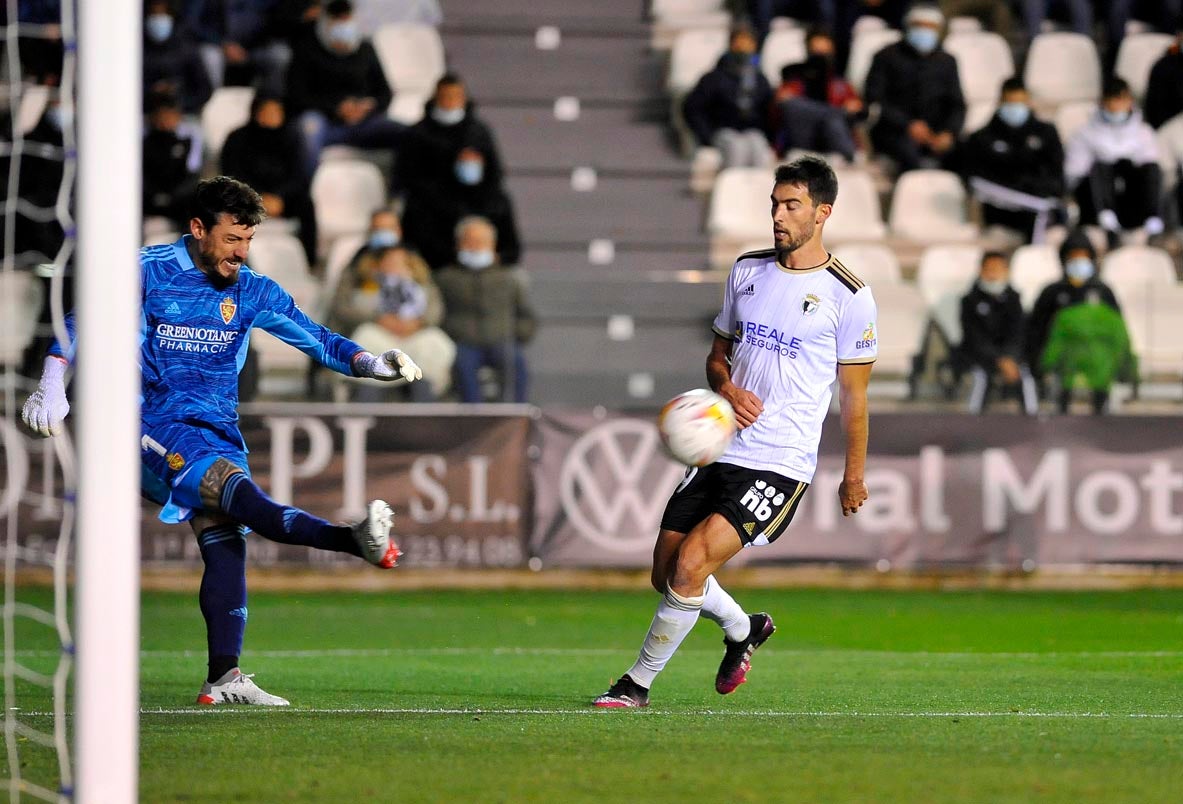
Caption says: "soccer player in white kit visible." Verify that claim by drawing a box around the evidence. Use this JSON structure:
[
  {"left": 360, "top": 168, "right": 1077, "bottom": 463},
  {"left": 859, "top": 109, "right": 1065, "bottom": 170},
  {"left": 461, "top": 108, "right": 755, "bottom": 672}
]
[{"left": 594, "top": 156, "right": 877, "bottom": 707}]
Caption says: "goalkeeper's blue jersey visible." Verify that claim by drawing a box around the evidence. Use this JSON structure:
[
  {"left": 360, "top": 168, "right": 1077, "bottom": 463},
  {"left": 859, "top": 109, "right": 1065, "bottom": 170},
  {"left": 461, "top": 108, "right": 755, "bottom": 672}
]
[{"left": 50, "top": 236, "right": 363, "bottom": 442}]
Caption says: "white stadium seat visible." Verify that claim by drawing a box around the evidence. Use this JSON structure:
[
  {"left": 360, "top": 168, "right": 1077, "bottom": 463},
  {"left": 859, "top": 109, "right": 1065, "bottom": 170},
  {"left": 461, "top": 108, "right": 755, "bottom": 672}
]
[
  {"left": 963, "top": 100, "right": 996, "bottom": 134},
  {"left": 247, "top": 231, "right": 321, "bottom": 312},
  {"left": 652, "top": 0, "right": 725, "bottom": 18},
  {"left": 1114, "top": 32, "right": 1173, "bottom": 101},
  {"left": 825, "top": 168, "right": 887, "bottom": 242},
  {"left": 311, "top": 160, "right": 387, "bottom": 256},
  {"left": 915, "top": 244, "right": 983, "bottom": 344},
  {"left": 888, "top": 170, "right": 978, "bottom": 243},
  {"left": 947, "top": 16, "right": 982, "bottom": 35},
  {"left": 322, "top": 233, "right": 367, "bottom": 311},
  {"left": 830, "top": 243, "right": 901, "bottom": 284},
  {"left": 201, "top": 86, "right": 255, "bottom": 159},
  {"left": 372, "top": 24, "right": 445, "bottom": 98},
  {"left": 0, "top": 271, "right": 44, "bottom": 367},
  {"left": 650, "top": 0, "right": 729, "bottom": 50},
  {"left": 760, "top": 28, "right": 807, "bottom": 87},
  {"left": 1009, "top": 243, "right": 1063, "bottom": 309},
  {"left": 942, "top": 31, "right": 1014, "bottom": 106},
  {"left": 707, "top": 167, "right": 770, "bottom": 267},
  {"left": 846, "top": 27, "right": 900, "bottom": 96},
  {"left": 869, "top": 281, "right": 929, "bottom": 379},
  {"left": 1054, "top": 101, "right": 1096, "bottom": 145},
  {"left": 1101, "top": 245, "right": 1177, "bottom": 288},
  {"left": 1024, "top": 33, "right": 1101, "bottom": 106},
  {"left": 668, "top": 27, "right": 729, "bottom": 93}
]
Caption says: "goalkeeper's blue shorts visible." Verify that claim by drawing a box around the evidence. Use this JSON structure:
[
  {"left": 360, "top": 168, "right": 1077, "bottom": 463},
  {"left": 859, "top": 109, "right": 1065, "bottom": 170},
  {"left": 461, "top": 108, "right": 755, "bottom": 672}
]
[{"left": 140, "top": 421, "right": 250, "bottom": 524}]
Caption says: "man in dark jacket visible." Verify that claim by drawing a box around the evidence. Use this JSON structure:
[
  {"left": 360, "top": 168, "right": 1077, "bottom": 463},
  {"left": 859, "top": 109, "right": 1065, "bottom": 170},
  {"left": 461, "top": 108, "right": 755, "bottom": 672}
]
[
  {"left": 959, "top": 251, "right": 1038, "bottom": 414},
  {"left": 397, "top": 74, "right": 522, "bottom": 269},
  {"left": 179, "top": 0, "right": 298, "bottom": 94},
  {"left": 682, "top": 26, "right": 774, "bottom": 168},
  {"left": 286, "top": 0, "right": 405, "bottom": 174},
  {"left": 221, "top": 95, "right": 318, "bottom": 262},
  {"left": 961, "top": 78, "right": 1064, "bottom": 240},
  {"left": 863, "top": 3, "right": 965, "bottom": 172},
  {"left": 142, "top": 91, "right": 202, "bottom": 227},
  {"left": 144, "top": 0, "right": 212, "bottom": 114},
  {"left": 1143, "top": 22, "right": 1183, "bottom": 129},
  {"left": 1026, "top": 229, "right": 1122, "bottom": 403}
]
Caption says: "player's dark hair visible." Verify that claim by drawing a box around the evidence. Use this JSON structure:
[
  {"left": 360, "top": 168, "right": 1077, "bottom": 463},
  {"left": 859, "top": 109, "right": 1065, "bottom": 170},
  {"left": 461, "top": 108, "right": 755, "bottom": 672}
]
[
  {"left": 999, "top": 77, "right": 1026, "bottom": 97},
  {"left": 774, "top": 156, "right": 838, "bottom": 207},
  {"left": 190, "top": 176, "right": 266, "bottom": 230},
  {"left": 1102, "top": 75, "right": 1130, "bottom": 99},
  {"left": 324, "top": 0, "right": 353, "bottom": 17},
  {"left": 1059, "top": 228, "right": 1096, "bottom": 264},
  {"left": 980, "top": 250, "right": 1007, "bottom": 266}
]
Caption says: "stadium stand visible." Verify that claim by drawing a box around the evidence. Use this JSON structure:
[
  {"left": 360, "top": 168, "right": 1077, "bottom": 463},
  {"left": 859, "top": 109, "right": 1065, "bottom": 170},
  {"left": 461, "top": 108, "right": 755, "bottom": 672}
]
[
  {"left": 1009, "top": 243, "right": 1065, "bottom": 309},
  {"left": 915, "top": 244, "right": 983, "bottom": 346},
  {"left": 1114, "top": 32, "right": 1174, "bottom": 102},
  {"left": 888, "top": 169, "right": 978, "bottom": 244},
  {"left": 372, "top": 23, "right": 446, "bottom": 124},
  {"left": 200, "top": 86, "right": 254, "bottom": 160},
  {"left": 310, "top": 159, "right": 386, "bottom": 258},
  {"left": 1024, "top": 32, "right": 1102, "bottom": 108}
]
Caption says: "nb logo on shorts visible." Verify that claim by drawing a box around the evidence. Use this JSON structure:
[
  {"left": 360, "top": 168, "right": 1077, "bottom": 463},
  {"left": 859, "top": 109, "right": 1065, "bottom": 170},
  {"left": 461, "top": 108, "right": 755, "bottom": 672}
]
[{"left": 740, "top": 480, "right": 786, "bottom": 522}]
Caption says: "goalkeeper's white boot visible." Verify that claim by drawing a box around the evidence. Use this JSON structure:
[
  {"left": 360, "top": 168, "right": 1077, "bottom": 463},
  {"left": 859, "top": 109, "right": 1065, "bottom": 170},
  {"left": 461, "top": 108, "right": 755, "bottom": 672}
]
[
  {"left": 196, "top": 669, "right": 290, "bottom": 706},
  {"left": 352, "top": 500, "right": 401, "bottom": 568}
]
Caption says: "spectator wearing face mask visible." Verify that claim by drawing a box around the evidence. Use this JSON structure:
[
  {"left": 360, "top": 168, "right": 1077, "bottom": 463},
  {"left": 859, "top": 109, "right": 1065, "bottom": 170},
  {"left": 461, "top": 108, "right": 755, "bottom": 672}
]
[
  {"left": 1065, "top": 76, "right": 1165, "bottom": 245},
  {"left": 398, "top": 74, "right": 522, "bottom": 269},
  {"left": 435, "top": 217, "right": 536, "bottom": 403},
  {"left": 958, "top": 251, "right": 1038, "bottom": 415},
  {"left": 682, "top": 26, "right": 774, "bottom": 169},
  {"left": 221, "top": 95, "right": 318, "bottom": 263},
  {"left": 286, "top": 0, "right": 405, "bottom": 174},
  {"left": 346, "top": 246, "right": 456, "bottom": 401},
  {"left": 142, "top": 90, "right": 203, "bottom": 228},
  {"left": 961, "top": 78, "right": 1064, "bottom": 241},
  {"left": 773, "top": 27, "right": 862, "bottom": 162},
  {"left": 328, "top": 208, "right": 423, "bottom": 333},
  {"left": 863, "top": 3, "right": 965, "bottom": 172},
  {"left": 1026, "top": 229, "right": 1122, "bottom": 410},
  {"left": 143, "top": 0, "right": 212, "bottom": 114}
]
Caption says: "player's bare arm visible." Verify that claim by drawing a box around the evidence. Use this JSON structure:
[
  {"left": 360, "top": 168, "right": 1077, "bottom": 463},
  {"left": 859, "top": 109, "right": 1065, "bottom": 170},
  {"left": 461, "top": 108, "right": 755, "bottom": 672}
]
[
  {"left": 706, "top": 334, "right": 763, "bottom": 429},
  {"left": 837, "top": 361, "right": 872, "bottom": 516}
]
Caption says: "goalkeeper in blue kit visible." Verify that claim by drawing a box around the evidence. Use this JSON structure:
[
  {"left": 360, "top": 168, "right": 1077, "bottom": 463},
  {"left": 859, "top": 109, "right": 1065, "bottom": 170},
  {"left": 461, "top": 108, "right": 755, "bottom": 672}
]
[{"left": 22, "top": 177, "right": 422, "bottom": 705}]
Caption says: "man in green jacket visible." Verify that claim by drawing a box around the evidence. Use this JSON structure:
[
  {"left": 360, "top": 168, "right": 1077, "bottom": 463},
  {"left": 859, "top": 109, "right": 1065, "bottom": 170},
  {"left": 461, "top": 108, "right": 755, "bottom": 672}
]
[{"left": 435, "top": 216, "right": 537, "bottom": 402}]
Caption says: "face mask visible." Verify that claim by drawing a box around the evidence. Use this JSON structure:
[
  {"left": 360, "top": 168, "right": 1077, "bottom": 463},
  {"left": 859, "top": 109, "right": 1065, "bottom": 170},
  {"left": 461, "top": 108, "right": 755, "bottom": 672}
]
[
  {"left": 1101, "top": 108, "right": 1131, "bottom": 125},
  {"left": 368, "top": 229, "right": 400, "bottom": 250},
  {"left": 455, "top": 159, "right": 484, "bottom": 186},
  {"left": 330, "top": 21, "right": 360, "bottom": 51},
  {"left": 146, "top": 14, "right": 173, "bottom": 43},
  {"left": 458, "top": 249, "right": 495, "bottom": 270},
  {"left": 906, "top": 27, "right": 939, "bottom": 54},
  {"left": 997, "top": 102, "right": 1029, "bottom": 128},
  {"left": 432, "top": 106, "right": 466, "bottom": 126},
  {"left": 979, "top": 279, "right": 1009, "bottom": 296},
  {"left": 1065, "top": 258, "right": 1095, "bottom": 282}
]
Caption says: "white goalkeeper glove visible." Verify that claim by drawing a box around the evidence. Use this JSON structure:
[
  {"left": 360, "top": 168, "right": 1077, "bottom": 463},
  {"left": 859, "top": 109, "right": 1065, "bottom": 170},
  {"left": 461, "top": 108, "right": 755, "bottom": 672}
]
[
  {"left": 352, "top": 349, "right": 422, "bottom": 383},
  {"left": 22, "top": 356, "right": 70, "bottom": 437}
]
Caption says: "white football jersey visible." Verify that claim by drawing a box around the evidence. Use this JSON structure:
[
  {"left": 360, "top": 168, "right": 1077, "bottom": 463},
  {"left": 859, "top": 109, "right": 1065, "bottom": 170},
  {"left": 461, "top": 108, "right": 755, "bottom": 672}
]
[{"left": 712, "top": 249, "right": 878, "bottom": 481}]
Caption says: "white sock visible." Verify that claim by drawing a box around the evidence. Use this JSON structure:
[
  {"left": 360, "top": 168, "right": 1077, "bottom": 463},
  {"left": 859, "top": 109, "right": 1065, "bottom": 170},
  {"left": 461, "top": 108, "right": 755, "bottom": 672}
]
[
  {"left": 701, "top": 575, "right": 751, "bottom": 642},
  {"left": 625, "top": 585, "right": 703, "bottom": 688}
]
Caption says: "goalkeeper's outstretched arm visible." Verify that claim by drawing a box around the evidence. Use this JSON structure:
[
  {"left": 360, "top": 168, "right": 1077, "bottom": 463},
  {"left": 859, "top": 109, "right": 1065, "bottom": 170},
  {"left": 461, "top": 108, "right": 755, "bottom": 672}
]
[{"left": 22, "top": 311, "right": 76, "bottom": 437}]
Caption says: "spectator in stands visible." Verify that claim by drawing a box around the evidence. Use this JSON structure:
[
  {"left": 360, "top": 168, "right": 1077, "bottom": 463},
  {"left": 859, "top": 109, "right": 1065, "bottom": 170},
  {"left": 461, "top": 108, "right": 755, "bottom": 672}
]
[
  {"left": 773, "top": 27, "right": 862, "bottom": 162},
  {"left": 1026, "top": 229, "right": 1122, "bottom": 406},
  {"left": 744, "top": 1, "right": 836, "bottom": 43},
  {"left": 1019, "top": 0, "right": 1091, "bottom": 43},
  {"left": 1040, "top": 290, "right": 1134, "bottom": 415},
  {"left": 3, "top": 92, "right": 66, "bottom": 263},
  {"left": 221, "top": 94, "right": 318, "bottom": 264},
  {"left": 144, "top": 0, "right": 212, "bottom": 115},
  {"left": 863, "top": 4, "right": 965, "bottom": 172},
  {"left": 937, "top": 0, "right": 1015, "bottom": 37},
  {"left": 960, "top": 77, "right": 1064, "bottom": 241},
  {"left": 328, "top": 208, "right": 423, "bottom": 333},
  {"left": 1144, "top": 18, "right": 1183, "bottom": 129},
  {"left": 398, "top": 74, "right": 522, "bottom": 269},
  {"left": 682, "top": 27, "right": 774, "bottom": 170},
  {"left": 435, "top": 217, "right": 536, "bottom": 403},
  {"left": 142, "top": 91, "right": 202, "bottom": 228},
  {"left": 833, "top": 0, "right": 906, "bottom": 74},
  {"left": 179, "top": 0, "right": 299, "bottom": 95},
  {"left": 958, "top": 251, "right": 1038, "bottom": 414},
  {"left": 286, "top": 0, "right": 405, "bottom": 174},
  {"left": 1064, "top": 76, "right": 1164, "bottom": 245},
  {"left": 16, "top": 0, "right": 63, "bottom": 83},
  {"left": 346, "top": 246, "right": 455, "bottom": 401}
]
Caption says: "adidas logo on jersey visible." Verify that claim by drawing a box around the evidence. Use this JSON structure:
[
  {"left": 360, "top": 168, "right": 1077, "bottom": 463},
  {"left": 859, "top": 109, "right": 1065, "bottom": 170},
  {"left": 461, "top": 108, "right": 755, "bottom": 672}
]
[
  {"left": 739, "top": 284, "right": 756, "bottom": 296},
  {"left": 165, "top": 302, "right": 181, "bottom": 315}
]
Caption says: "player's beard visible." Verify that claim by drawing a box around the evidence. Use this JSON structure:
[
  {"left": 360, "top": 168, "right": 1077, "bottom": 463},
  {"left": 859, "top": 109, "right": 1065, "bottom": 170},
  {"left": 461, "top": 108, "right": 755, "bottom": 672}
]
[
  {"left": 774, "top": 219, "right": 815, "bottom": 261},
  {"left": 197, "top": 249, "right": 241, "bottom": 289}
]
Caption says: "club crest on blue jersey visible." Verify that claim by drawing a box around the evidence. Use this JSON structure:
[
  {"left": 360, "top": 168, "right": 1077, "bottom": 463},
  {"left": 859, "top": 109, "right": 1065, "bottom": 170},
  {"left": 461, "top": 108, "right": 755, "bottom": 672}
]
[
  {"left": 167, "top": 451, "right": 185, "bottom": 470},
  {"left": 802, "top": 294, "right": 821, "bottom": 316},
  {"left": 220, "top": 297, "right": 236, "bottom": 325}
]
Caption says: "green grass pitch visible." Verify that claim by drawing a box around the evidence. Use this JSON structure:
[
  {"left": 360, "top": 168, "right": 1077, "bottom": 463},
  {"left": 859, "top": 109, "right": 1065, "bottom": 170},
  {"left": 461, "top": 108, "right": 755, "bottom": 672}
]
[{"left": 5, "top": 586, "right": 1183, "bottom": 802}]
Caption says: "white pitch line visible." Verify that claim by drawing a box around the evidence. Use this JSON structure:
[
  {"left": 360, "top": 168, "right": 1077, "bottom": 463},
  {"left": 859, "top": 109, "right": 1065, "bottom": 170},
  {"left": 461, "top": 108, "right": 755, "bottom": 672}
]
[{"left": 14, "top": 708, "right": 1183, "bottom": 719}]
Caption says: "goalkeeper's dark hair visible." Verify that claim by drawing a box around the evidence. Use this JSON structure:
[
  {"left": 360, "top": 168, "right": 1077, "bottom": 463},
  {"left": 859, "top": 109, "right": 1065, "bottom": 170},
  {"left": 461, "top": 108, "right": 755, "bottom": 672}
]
[
  {"left": 190, "top": 176, "right": 266, "bottom": 230},
  {"left": 774, "top": 156, "right": 838, "bottom": 207}
]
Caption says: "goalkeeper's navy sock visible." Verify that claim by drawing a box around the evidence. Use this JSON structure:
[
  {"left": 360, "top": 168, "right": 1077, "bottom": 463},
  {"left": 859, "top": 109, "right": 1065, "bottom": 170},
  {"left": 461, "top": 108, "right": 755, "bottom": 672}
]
[
  {"left": 220, "top": 473, "right": 360, "bottom": 556},
  {"left": 198, "top": 526, "right": 247, "bottom": 682}
]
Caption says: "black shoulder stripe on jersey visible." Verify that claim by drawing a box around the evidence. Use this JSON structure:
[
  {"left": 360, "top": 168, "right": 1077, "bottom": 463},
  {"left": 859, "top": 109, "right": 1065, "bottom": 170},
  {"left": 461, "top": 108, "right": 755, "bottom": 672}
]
[
  {"left": 827, "top": 266, "right": 861, "bottom": 294},
  {"left": 737, "top": 248, "right": 776, "bottom": 262},
  {"left": 829, "top": 258, "right": 865, "bottom": 290}
]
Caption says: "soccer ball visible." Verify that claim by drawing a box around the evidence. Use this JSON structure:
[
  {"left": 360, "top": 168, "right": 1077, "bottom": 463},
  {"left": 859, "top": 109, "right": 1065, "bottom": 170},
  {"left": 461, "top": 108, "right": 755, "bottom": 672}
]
[{"left": 657, "top": 389, "right": 737, "bottom": 467}]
